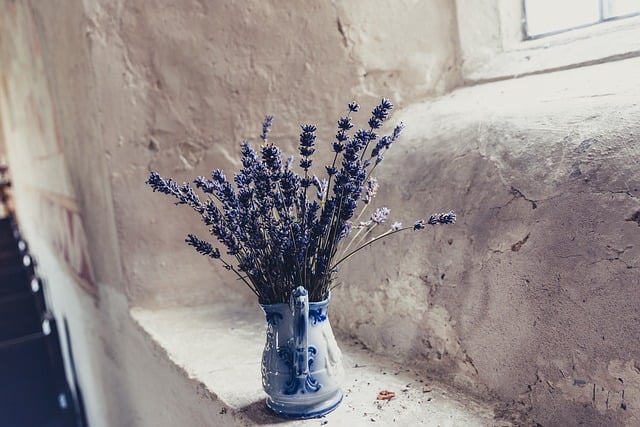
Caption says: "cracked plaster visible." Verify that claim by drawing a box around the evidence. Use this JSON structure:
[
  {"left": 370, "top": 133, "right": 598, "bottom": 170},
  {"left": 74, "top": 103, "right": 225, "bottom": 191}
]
[
  {"left": 1, "top": 1, "right": 639, "bottom": 425},
  {"left": 330, "top": 59, "right": 640, "bottom": 425}
]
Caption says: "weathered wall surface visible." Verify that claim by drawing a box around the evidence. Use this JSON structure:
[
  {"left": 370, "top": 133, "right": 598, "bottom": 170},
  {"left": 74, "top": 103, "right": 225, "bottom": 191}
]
[
  {"left": 4, "top": 0, "right": 637, "bottom": 425},
  {"left": 0, "top": 0, "right": 461, "bottom": 426},
  {"left": 83, "top": 0, "right": 460, "bottom": 307},
  {"left": 0, "top": 3, "right": 151, "bottom": 424},
  {"left": 333, "top": 59, "right": 640, "bottom": 426}
]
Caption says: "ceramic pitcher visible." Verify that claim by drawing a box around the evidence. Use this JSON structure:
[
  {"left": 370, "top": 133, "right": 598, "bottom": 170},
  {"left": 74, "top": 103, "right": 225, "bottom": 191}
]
[{"left": 261, "top": 286, "right": 344, "bottom": 418}]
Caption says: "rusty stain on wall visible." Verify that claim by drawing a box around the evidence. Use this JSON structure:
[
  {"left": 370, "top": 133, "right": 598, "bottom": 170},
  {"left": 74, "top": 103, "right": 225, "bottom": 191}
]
[
  {"left": 0, "top": 3, "right": 97, "bottom": 296},
  {"left": 34, "top": 189, "right": 97, "bottom": 294}
]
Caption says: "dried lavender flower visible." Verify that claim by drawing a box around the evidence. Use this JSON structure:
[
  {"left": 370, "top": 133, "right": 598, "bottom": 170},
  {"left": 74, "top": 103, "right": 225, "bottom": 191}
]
[
  {"left": 337, "top": 116, "right": 353, "bottom": 131},
  {"left": 428, "top": 211, "right": 457, "bottom": 225},
  {"left": 371, "top": 207, "right": 391, "bottom": 224},
  {"left": 146, "top": 99, "right": 455, "bottom": 304},
  {"left": 363, "top": 177, "right": 378, "bottom": 204},
  {"left": 186, "top": 234, "right": 221, "bottom": 259},
  {"left": 261, "top": 115, "right": 274, "bottom": 142}
]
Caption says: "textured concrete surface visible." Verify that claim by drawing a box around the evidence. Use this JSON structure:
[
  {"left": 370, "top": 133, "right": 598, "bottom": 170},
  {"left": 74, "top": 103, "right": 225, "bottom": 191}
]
[
  {"left": 95, "top": 0, "right": 460, "bottom": 307},
  {"left": 0, "top": 2, "right": 460, "bottom": 425},
  {"left": 131, "top": 303, "right": 501, "bottom": 427},
  {"left": 1, "top": 0, "right": 639, "bottom": 426},
  {"left": 333, "top": 58, "right": 640, "bottom": 426},
  {"left": 1, "top": 0, "right": 461, "bottom": 307}
]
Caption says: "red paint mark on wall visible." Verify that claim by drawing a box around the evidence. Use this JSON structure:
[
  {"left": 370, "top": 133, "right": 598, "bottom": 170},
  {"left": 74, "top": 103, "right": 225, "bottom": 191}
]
[
  {"left": 2, "top": 4, "right": 97, "bottom": 296},
  {"left": 0, "top": 74, "right": 14, "bottom": 129},
  {"left": 36, "top": 191, "right": 98, "bottom": 296}
]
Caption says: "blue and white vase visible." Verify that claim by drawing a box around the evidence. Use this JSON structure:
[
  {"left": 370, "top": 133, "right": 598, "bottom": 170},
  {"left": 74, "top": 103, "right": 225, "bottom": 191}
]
[{"left": 261, "top": 286, "right": 344, "bottom": 419}]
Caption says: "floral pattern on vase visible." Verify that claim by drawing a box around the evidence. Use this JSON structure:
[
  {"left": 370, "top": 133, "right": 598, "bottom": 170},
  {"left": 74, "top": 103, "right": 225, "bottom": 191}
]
[{"left": 261, "top": 287, "right": 344, "bottom": 418}]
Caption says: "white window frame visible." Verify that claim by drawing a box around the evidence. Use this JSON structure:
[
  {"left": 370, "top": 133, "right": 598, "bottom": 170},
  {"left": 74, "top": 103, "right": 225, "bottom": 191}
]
[{"left": 456, "top": 0, "right": 640, "bottom": 84}]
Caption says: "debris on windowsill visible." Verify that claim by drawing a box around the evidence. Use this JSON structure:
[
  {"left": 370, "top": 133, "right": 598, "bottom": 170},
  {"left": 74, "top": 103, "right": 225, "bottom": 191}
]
[{"left": 377, "top": 390, "right": 396, "bottom": 400}]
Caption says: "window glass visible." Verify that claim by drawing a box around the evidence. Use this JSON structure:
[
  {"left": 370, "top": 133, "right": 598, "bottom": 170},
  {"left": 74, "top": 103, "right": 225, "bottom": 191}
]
[
  {"left": 524, "top": 0, "right": 600, "bottom": 37},
  {"left": 524, "top": 0, "right": 640, "bottom": 38},
  {"left": 603, "top": 0, "right": 640, "bottom": 18}
]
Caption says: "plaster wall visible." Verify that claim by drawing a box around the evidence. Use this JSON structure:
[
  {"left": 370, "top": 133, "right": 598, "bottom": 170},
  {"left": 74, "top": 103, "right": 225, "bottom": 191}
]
[
  {"left": 455, "top": 0, "right": 522, "bottom": 79},
  {"left": 333, "top": 59, "right": 640, "bottom": 426},
  {"left": 85, "top": 0, "right": 460, "bottom": 307},
  {"left": 2, "top": 0, "right": 638, "bottom": 426},
  {"left": 0, "top": 0, "right": 460, "bottom": 426}
]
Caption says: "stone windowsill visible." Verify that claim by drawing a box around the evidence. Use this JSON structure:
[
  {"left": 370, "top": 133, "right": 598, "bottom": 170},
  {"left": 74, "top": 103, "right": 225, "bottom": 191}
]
[
  {"left": 127, "top": 57, "right": 640, "bottom": 427},
  {"left": 130, "top": 302, "right": 499, "bottom": 426}
]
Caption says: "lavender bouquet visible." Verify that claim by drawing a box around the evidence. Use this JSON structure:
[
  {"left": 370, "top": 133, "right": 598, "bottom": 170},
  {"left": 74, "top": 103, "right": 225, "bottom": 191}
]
[{"left": 146, "top": 99, "right": 455, "bottom": 304}]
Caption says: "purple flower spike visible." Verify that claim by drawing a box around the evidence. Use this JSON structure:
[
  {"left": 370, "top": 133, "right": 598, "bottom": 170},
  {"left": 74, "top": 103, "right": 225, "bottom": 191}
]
[
  {"left": 146, "top": 98, "right": 455, "bottom": 305},
  {"left": 261, "top": 115, "right": 274, "bottom": 142},
  {"left": 337, "top": 116, "right": 353, "bottom": 131},
  {"left": 428, "top": 211, "right": 457, "bottom": 225},
  {"left": 298, "top": 124, "right": 317, "bottom": 171},
  {"left": 186, "top": 234, "right": 221, "bottom": 259}
]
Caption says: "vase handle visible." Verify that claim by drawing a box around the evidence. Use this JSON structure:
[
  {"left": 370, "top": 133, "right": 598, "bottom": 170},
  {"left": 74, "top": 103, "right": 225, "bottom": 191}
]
[{"left": 290, "top": 286, "right": 309, "bottom": 380}]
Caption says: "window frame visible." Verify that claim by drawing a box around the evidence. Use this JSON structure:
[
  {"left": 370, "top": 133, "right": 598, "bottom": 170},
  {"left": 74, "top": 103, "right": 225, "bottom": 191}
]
[
  {"left": 523, "top": 0, "right": 640, "bottom": 40},
  {"left": 456, "top": 0, "right": 640, "bottom": 84}
]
